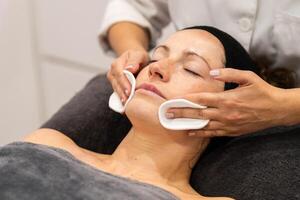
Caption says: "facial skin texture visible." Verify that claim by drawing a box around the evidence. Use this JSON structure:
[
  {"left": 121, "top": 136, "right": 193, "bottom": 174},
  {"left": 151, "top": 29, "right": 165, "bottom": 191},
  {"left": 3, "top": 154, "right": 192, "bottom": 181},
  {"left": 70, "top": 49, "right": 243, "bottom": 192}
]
[{"left": 126, "top": 29, "right": 225, "bottom": 134}]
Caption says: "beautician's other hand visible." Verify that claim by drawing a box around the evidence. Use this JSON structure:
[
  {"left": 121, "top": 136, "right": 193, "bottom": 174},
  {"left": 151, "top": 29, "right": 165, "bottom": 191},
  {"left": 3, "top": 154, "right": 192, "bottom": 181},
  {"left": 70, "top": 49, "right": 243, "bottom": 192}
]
[
  {"left": 167, "top": 68, "right": 290, "bottom": 137},
  {"left": 107, "top": 49, "right": 149, "bottom": 103}
]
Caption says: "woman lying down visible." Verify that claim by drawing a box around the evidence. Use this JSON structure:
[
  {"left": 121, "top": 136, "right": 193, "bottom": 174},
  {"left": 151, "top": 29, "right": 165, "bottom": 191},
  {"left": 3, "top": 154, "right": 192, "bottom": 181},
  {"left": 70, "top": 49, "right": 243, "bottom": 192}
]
[{"left": 1, "top": 26, "right": 262, "bottom": 200}]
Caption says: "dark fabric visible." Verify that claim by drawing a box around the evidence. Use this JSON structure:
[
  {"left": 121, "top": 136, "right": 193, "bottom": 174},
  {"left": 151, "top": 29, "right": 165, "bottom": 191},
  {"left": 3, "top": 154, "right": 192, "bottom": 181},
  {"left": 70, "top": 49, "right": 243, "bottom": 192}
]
[
  {"left": 191, "top": 125, "right": 300, "bottom": 200},
  {"left": 42, "top": 75, "right": 131, "bottom": 154},
  {"left": 42, "top": 74, "right": 300, "bottom": 200},
  {"left": 184, "top": 26, "right": 259, "bottom": 90},
  {"left": 0, "top": 142, "right": 179, "bottom": 200}
]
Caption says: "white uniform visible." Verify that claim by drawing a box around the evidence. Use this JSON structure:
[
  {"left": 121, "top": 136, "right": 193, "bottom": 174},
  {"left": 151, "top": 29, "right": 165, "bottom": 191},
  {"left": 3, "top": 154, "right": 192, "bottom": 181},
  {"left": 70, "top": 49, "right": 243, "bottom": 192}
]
[{"left": 99, "top": 0, "right": 300, "bottom": 86}]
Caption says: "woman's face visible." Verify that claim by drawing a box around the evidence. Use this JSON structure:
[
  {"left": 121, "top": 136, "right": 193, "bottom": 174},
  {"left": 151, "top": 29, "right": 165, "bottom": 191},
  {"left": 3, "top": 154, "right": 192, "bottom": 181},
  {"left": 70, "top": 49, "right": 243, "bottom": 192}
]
[{"left": 126, "top": 29, "right": 226, "bottom": 131}]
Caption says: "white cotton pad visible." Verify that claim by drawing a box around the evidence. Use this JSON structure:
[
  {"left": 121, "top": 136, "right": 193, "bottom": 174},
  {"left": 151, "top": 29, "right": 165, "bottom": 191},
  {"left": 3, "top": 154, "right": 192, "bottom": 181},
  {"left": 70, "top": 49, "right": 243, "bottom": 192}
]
[
  {"left": 109, "top": 70, "right": 136, "bottom": 113},
  {"left": 158, "top": 99, "right": 209, "bottom": 130}
]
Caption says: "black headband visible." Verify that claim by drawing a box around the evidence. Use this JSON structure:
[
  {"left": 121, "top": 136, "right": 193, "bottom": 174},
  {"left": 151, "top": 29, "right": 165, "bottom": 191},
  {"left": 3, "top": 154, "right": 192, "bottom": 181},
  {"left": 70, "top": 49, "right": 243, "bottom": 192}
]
[{"left": 183, "top": 26, "right": 260, "bottom": 90}]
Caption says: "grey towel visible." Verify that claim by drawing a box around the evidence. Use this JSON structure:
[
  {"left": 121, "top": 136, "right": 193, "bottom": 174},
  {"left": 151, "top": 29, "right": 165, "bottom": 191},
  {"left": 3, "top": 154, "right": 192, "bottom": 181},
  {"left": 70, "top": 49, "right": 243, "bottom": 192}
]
[{"left": 0, "top": 142, "right": 179, "bottom": 200}]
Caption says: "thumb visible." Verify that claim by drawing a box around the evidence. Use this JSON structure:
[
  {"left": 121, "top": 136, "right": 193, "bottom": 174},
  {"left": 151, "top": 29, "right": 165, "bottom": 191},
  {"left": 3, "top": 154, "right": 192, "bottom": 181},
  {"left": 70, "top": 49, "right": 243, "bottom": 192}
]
[
  {"left": 125, "top": 51, "right": 149, "bottom": 74},
  {"left": 210, "top": 68, "right": 256, "bottom": 85},
  {"left": 125, "top": 63, "right": 140, "bottom": 74}
]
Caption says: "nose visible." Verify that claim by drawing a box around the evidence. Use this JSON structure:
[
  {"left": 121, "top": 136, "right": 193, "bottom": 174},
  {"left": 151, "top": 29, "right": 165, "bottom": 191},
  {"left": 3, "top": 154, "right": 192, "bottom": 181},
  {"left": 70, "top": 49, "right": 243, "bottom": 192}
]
[{"left": 148, "top": 60, "right": 170, "bottom": 82}]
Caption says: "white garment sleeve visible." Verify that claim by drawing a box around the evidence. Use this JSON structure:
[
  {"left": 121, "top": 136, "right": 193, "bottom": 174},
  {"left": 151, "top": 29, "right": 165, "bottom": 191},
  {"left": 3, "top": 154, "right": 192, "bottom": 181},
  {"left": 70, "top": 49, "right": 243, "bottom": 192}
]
[{"left": 98, "top": 0, "right": 170, "bottom": 55}]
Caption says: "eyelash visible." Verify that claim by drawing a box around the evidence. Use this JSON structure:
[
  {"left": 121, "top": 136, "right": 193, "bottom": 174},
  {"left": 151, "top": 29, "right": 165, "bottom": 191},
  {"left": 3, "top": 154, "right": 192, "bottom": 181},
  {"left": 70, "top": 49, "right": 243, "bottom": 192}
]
[
  {"left": 184, "top": 68, "right": 201, "bottom": 77},
  {"left": 149, "top": 60, "right": 201, "bottom": 77},
  {"left": 148, "top": 60, "right": 158, "bottom": 64}
]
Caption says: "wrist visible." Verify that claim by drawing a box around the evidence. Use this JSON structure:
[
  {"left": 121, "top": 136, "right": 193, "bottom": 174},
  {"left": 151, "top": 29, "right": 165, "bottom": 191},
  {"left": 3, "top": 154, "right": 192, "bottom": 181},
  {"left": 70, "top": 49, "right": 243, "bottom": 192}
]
[
  {"left": 108, "top": 22, "right": 149, "bottom": 56},
  {"left": 113, "top": 40, "right": 147, "bottom": 57},
  {"left": 277, "top": 88, "right": 300, "bottom": 126}
]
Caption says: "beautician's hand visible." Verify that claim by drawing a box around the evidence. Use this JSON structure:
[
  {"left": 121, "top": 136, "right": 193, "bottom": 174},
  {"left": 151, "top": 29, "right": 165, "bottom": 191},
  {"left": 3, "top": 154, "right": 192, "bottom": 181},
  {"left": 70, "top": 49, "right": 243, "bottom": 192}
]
[
  {"left": 107, "top": 49, "right": 149, "bottom": 103},
  {"left": 167, "top": 68, "right": 291, "bottom": 137}
]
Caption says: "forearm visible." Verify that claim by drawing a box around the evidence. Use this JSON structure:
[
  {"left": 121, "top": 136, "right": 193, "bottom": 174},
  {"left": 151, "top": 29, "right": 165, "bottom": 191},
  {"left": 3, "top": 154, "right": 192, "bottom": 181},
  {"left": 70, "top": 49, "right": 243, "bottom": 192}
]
[
  {"left": 107, "top": 22, "right": 149, "bottom": 56},
  {"left": 281, "top": 88, "right": 300, "bottom": 126}
]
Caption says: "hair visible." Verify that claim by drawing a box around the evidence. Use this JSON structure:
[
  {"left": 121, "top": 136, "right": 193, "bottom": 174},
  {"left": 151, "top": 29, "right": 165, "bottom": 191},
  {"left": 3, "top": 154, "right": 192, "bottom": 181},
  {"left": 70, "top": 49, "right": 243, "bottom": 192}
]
[
  {"left": 183, "top": 26, "right": 296, "bottom": 89},
  {"left": 257, "top": 59, "right": 297, "bottom": 89}
]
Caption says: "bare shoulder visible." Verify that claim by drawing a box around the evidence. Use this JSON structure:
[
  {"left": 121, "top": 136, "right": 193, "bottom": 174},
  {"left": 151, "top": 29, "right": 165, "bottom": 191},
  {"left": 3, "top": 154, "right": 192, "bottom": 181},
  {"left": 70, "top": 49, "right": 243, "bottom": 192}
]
[
  {"left": 24, "top": 128, "right": 110, "bottom": 171},
  {"left": 23, "top": 128, "right": 86, "bottom": 158}
]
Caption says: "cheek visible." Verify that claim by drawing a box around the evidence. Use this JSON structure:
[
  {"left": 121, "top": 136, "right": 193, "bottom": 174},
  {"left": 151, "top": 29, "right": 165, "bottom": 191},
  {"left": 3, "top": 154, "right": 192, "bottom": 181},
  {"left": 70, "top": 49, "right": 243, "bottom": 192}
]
[
  {"left": 167, "top": 74, "right": 205, "bottom": 97},
  {"left": 135, "top": 67, "right": 149, "bottom": 84},
  {"left": 168, "top": 76, "right": 224, "bottom": 98},
  {"left": 203, "top": 76, "right": 225, "bottom": 92}
]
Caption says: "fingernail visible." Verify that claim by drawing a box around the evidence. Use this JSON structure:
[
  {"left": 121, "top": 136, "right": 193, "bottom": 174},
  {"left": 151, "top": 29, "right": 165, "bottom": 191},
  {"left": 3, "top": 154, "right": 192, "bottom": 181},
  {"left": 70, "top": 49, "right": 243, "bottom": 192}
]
[
  {"left": 121, "top": 97, "right": 126, "bottom": 103},
  {"left": 165, "top": 112, "right": 174, "bottom": 119},
  {"left": 125, "top": 65, "right": 134, "bottom": 69},
  {"left": 125, "top": 89, "right": 129, "bottom": 96},
  {"left": 209, "top": 69, "right": 220, "bottom": 76},
  {"left": 188, "top": 132, "right": 196, "bottom": 136}
]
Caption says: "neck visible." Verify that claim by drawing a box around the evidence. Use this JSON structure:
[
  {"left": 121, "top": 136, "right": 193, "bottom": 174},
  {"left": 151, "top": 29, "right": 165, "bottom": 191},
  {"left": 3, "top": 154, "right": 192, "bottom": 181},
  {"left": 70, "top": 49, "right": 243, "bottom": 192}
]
[{"left": 108, "top": 127, "right": 209, "bottom": 187}]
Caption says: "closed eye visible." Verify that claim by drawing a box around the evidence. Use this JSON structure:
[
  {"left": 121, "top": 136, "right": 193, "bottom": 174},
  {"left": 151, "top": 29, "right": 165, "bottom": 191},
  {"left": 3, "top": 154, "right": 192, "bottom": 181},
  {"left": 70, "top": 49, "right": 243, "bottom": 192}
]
[
  {"left": 148, "top": 60, "right": 158, "bottom": 64},
  {"left": 184, "top": 68, "right": 201, "bottom": 77}
]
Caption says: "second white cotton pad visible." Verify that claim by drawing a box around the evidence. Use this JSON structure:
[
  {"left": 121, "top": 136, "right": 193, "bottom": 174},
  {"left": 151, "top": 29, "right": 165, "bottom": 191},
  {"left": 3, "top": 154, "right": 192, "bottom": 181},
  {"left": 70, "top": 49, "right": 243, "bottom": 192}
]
[
  {"left": 158, "top": 99, "right": 209, "bottom": 130},
  {"left": 108, "top": 70, "right": 136, "bottom": 113}
]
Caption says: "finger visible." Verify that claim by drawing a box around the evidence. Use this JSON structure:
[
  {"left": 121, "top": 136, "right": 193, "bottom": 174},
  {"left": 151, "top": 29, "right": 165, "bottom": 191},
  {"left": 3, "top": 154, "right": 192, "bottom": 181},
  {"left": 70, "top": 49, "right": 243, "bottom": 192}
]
[
  {"left": 167, "top": 108, "right": 220, "bottom": 121},
  {"left": 125, "top": 51, "right": 149, "bottom": 74},
  {"left": 125, "top": 63, "right": 140, "bottom": 74},
  {"left": 202, "top": 121, "right": 225, "bottom": 130},
  {"left": 117, "top": 73, "right": 132, "bottom": 96},
  {"left": 188, "top": 129, "right": 227, "bottom": 137},
  {"left": 111, "top": 60, "right": 132, "bottom": 96},
  {"left": 178, "top": 93, "right": 222, "bottom": 108},
  {"left": 210, "top": 68, "right": 257, "bottom": 85},
  {"left": 110, "top": 79, "right": 127, "bottom": 104}
]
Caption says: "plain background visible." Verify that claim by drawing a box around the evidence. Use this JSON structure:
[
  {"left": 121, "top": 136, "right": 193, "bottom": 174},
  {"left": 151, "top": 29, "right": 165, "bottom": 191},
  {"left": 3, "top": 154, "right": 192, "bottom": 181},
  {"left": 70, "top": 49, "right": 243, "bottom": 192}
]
[{"left": 0, "top": 0, "right": 174, "bottom": 145}]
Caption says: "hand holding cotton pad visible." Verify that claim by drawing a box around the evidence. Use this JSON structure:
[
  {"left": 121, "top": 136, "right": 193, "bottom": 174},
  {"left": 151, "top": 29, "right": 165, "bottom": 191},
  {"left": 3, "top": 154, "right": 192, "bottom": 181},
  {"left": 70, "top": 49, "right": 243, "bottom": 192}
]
[
  {"left": 108, "top": 70, "right": 209, "bottom": 130},
  {"left": 158, "top": 99, "right": 209, "bottom": 130},
  {"left": 108, "top": 70, "right": 136, "bottom": 113}
]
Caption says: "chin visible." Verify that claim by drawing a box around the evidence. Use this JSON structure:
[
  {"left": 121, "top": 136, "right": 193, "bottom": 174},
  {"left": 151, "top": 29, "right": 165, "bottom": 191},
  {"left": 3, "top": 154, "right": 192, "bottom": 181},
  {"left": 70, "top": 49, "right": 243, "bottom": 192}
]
[{"left": 125, "top": 93, "right": 164, "bottom": 131}]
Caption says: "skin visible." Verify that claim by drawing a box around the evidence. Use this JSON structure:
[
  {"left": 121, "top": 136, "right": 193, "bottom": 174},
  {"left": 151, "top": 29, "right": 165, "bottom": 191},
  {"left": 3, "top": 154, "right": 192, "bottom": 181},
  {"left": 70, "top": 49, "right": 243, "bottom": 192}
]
[
  {"left": 25, "top": 29, "right": 233, "bottom": 200},
  {"left": 108, "top": 22, "right": 149, "bottom": 56},
  {"left": 168, "top": 69, "right": 300, "bottom": 137},
  {"left": 107, "top": 22, "right": 150, "bottom": 100},
  {"left": 107, "top": 22, "right": 300, "bottom": 137}
]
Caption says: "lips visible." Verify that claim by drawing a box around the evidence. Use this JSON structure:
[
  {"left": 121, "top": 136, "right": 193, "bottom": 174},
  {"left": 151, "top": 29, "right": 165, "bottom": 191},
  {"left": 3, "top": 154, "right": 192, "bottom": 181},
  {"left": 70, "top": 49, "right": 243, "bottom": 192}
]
[{"left": 135, "top": 83, "right": 166, "bottom": 99}]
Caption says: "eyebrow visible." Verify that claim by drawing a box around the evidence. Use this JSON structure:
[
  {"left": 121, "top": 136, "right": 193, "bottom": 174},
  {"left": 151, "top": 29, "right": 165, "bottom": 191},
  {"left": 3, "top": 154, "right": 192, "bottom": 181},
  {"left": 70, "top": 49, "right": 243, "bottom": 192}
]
[
  {"left": 183, "top": 49, "right": 211, "bottom": 70},
  {"left": 152, "top": 45, "right": 170, "bottom": 55},
  {"left": 153, "top": 45, "right": 211, "bottom": 70}
]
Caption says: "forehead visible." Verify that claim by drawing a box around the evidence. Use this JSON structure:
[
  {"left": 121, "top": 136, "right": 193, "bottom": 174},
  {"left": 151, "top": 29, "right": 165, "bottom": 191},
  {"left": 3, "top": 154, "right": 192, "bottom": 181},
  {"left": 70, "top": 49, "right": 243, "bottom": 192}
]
[
  {"left": 164, "top": 29, "right": 223, "bottom": 52},
  {"left": 160, "top": 29, "right": 225, "bottom": 65}
]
